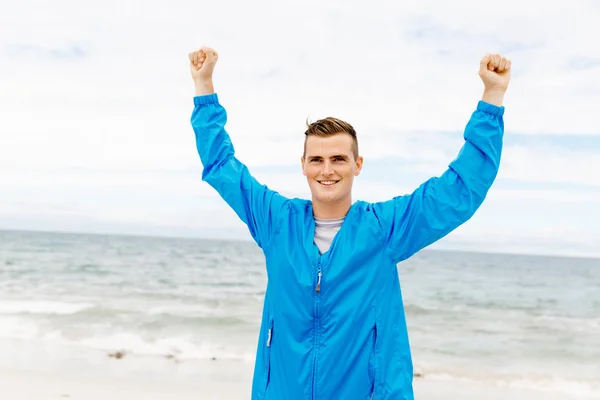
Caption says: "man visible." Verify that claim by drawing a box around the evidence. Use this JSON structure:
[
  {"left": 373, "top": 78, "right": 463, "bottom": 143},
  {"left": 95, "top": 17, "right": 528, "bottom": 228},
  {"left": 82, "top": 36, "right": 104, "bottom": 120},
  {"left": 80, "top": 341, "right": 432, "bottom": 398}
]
[{"left": 189, "top": 46, "right": 510, "bottom": 400}]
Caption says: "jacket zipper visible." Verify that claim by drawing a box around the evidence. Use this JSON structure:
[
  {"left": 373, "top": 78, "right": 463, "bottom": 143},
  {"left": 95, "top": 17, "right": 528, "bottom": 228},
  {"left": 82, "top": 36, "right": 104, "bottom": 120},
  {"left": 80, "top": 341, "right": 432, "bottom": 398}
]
[
  {"left": 312, "top": 258, "right": 322, "bottom": 400},
  {"left": 315, "top": 270, "right": 322, "bottom": 293}
]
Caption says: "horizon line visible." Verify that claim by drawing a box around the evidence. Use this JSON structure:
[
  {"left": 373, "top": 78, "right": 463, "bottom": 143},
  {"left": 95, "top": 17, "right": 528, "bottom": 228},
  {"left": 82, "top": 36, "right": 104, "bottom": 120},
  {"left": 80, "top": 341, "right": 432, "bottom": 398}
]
[{"left": 1, "top": 226, "right": 598, "bottom": 262}]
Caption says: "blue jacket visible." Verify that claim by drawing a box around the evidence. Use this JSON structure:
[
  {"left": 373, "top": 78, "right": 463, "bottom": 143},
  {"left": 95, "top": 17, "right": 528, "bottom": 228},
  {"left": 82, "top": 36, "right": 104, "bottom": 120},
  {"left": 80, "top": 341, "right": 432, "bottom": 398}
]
[{"left": 191, "top": 94, "right": 504, "bottom": 399}]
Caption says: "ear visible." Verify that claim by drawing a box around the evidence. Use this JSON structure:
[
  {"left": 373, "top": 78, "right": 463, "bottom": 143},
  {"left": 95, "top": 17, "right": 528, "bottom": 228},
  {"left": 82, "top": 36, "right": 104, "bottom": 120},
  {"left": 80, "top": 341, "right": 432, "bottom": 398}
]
[{"left": 354, "top": 156, "right": 364, "bottom": 176}]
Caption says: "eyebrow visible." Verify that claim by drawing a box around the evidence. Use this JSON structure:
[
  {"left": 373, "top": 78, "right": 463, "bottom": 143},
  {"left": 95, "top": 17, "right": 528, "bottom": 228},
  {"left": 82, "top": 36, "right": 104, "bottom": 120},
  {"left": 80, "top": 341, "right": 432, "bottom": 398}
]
[{"left": 308, "top": 154, "right": 348, "bottom": 160}]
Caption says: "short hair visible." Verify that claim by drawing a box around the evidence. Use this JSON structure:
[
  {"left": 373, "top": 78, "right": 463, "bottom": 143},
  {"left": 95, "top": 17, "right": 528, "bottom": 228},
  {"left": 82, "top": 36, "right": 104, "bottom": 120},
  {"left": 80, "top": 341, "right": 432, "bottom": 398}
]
[{"left": 303, "top": 117, "right": 359, "bottom": 160}]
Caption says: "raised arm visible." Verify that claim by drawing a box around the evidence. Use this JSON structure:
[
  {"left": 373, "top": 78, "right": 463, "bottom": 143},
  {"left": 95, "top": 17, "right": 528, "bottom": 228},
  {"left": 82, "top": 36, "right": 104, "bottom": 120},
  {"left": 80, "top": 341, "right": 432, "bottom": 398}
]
[
  {"left": 374, "top": 53, "right": 512, "bottom": 263},
  {"left": 189, "top": 47, "right": 288, "bottom": 249}
]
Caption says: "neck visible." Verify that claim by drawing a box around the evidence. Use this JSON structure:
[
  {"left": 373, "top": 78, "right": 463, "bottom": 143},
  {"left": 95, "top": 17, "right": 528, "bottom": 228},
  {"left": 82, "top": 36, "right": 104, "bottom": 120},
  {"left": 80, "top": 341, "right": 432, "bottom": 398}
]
[{"left": 311, "top": 198, "right": 352, "bottom": 219}]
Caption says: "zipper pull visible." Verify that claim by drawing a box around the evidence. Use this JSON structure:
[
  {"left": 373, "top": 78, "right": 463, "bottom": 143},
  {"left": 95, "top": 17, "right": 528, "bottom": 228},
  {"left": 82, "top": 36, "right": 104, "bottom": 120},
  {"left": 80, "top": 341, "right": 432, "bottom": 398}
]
[
  {"left": 266, "top": 328, "right": 272, "bottom": 347},
  {"left": 315, "top": 270, "right": 322, "bottom": 293}
]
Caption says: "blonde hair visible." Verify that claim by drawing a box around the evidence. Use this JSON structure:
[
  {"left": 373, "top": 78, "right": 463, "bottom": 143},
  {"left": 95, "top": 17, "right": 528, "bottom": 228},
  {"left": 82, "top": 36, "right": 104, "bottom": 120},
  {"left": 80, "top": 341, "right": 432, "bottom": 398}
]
[{"left": 303, "top": 117, "right": 358, "bottom": 159}]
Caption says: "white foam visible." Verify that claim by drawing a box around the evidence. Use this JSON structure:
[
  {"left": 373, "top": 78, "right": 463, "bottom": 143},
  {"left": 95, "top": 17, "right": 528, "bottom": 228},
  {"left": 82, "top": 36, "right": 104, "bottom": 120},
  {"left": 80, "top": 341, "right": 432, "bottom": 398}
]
[
  {"left": 76, "top": 332, "right": 254, "bottom": 362},
  {"left": 503, "top": 377, "right": 600, "bottom": 398},
  {"left": 0, "top": 300, "right": 93, "bottom": 315},
  {"left": 533, "top": 314, "right": 600, "bottom": 333},
  {"left": 0, "top": 319, "right": 255, "bottom": 364},
  {"left": 0, "top": 316, "right": 39, "bottom": 339}
]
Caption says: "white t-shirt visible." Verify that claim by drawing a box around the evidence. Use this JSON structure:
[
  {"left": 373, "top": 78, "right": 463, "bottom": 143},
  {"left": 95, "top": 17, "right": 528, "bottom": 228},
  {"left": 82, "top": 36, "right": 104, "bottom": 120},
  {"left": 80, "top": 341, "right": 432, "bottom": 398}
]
[{"left": 314, "top": 217, "right": 344, "bottom": 254}]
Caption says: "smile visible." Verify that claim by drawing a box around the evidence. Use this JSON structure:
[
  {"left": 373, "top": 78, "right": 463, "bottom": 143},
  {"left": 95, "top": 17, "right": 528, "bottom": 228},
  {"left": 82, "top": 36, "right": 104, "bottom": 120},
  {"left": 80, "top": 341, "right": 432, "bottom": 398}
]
[{"left": 317, "top": 180, "right": 340, "bottom": 186}]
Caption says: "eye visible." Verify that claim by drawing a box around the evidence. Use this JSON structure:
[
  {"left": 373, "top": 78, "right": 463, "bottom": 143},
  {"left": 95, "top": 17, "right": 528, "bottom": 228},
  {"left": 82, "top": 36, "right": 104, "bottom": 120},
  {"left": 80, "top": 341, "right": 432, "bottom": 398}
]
[{"left": 333, "top": 156, "right": 345, "bottom": 162}]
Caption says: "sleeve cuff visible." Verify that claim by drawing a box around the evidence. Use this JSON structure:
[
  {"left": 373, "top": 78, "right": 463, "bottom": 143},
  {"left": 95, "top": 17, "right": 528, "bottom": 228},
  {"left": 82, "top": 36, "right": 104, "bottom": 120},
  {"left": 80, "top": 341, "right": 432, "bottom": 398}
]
[
  {"left": 193, "top": 93, "right": 219, "bottom": 106},
  {"left": 477, "top": 100, "right": 504, "bottom": 117}
]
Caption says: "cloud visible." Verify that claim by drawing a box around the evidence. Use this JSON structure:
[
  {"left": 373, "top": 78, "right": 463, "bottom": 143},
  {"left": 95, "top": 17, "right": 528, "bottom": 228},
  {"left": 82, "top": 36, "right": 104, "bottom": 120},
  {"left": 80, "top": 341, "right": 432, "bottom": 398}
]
[
  {"left": 3, "top": 44, "right": 87, "bottom": 61},
  {"left": 1, "top": 0, "right": 599, "bottom": 256},
  {"left": 498, "top": 145, "right": 600, "bottom": 188},
  {"left": 568, "top": 57, "right": 600, "bottom": 70}
]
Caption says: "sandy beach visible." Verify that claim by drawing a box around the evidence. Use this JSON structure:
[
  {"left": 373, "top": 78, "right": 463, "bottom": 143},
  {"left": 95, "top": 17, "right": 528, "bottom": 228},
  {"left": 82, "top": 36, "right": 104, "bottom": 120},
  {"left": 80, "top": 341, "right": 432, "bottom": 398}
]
[
  {"left": 1, "top": 362, "right": 596, "bottom": 400},
  {"left": 0, "top": 337, "right": 596, "bottom": 400}
]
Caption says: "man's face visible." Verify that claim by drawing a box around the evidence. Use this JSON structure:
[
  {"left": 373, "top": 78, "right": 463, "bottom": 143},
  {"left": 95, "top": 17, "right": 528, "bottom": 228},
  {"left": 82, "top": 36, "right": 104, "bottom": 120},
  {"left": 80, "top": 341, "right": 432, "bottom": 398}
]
[{"left": 301, "top": 132, "right": 363, "bottom": 207}]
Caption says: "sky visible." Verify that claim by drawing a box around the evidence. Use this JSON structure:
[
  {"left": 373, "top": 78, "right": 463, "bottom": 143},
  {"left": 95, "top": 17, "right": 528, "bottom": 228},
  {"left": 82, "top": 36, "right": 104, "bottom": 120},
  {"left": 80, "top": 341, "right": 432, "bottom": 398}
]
[{"left": 1, "top": 0, "right": 599, "bottom": 258}]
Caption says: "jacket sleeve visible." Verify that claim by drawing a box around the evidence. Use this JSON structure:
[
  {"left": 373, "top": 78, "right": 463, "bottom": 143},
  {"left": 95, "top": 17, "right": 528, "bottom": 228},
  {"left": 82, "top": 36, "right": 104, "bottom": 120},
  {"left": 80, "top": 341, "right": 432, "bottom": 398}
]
[
  {"left": 191, "top": 93, "right": 288, "bottom": 249},
  {"left": 373, "top": 100, "right": 504, "bottom": 263}
]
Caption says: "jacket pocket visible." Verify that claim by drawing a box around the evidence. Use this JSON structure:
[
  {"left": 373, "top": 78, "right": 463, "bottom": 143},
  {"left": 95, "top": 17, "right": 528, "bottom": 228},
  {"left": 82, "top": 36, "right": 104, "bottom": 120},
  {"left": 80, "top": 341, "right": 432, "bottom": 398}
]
[
  {"left": 367, "top": 322, "right": 378, "bottom": 398},
  {"left": 264, "top": 318, "right": 274, "bottom": 392}
]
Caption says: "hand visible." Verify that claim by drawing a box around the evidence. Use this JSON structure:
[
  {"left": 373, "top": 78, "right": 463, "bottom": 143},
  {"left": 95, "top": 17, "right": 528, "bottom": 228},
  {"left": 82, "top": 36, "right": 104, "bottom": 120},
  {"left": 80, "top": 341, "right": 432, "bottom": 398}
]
[
  {"left": 479, "top": 53, "right": 511, "bottom": 92},
  {"left": 189, "top": 46, "right": 219, "bottom": 82}
]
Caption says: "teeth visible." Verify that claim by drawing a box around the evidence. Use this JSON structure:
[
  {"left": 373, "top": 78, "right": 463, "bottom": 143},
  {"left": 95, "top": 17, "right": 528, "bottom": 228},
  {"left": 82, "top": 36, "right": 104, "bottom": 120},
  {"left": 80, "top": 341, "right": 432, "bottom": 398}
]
[{"left": 320, "top": 181, "right": 336, "bottom": 185}]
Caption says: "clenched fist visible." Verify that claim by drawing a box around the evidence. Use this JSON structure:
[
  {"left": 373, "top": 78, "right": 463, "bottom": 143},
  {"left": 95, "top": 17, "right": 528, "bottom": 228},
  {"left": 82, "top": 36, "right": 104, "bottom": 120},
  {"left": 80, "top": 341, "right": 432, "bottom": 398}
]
[
  {"left": 479, "top": 53, "right": 511, "bottom": 91},
  {"left": 189, "top": 46, "right": 219, "bottom": 82}
]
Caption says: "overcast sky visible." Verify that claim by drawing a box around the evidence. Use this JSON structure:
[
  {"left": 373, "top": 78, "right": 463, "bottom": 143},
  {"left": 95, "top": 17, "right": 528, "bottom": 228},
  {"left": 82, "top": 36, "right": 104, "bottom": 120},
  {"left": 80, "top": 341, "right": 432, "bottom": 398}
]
[{"left": 1, "top": 0, "right": 599, "bottom": 257}]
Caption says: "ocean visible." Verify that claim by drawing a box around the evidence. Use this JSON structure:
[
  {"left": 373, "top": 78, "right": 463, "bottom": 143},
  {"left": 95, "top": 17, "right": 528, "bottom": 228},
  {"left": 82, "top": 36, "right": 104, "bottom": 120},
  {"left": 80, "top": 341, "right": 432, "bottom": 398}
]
[{"left": 0, "top": 229, "right": 599, "bottom": 398}]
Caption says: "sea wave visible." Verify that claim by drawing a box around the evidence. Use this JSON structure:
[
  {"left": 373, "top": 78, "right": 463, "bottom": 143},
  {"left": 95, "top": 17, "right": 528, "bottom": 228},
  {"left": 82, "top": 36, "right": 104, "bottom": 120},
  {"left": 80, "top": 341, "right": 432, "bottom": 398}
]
[
  {"left": 0, "top": 317, "right": 256, "bottom": 364},
  {"left": 0, "top": 300, "right": 94, "bottom": 315}
]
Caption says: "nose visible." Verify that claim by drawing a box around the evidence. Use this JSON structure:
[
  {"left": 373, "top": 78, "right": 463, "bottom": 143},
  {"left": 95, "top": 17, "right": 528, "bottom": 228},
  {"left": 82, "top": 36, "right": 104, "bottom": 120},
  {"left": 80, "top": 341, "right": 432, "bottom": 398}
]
[{"left": 322, "top": 160, "right": 334, "bottom": 176}]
